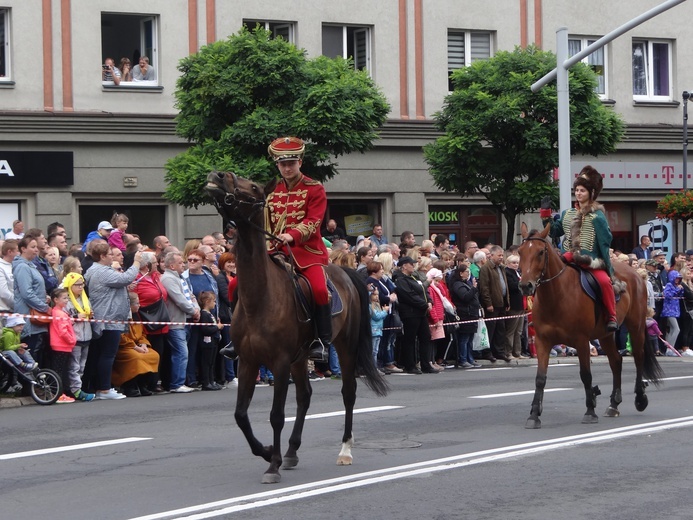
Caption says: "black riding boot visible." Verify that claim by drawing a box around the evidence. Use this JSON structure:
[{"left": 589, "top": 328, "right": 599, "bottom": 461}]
[
  {"left": 309, "top": 304, "right": 332, "bottom": 362},
  {"left": 219, "top": 341, "right": 238, "bottom": 361}
]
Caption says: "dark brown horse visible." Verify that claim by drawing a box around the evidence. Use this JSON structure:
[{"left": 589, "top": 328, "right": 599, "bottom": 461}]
[
  {"left": 517, "top": 224, "right": 662, "bottom": 429},
  {"left": 205, "top": 171, "right": 388, "bottom": 484}
]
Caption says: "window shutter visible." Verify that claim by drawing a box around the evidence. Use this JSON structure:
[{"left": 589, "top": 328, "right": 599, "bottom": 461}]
[
  {"left": 353, "top": 28, "right": 368, "bottom": 71},
  {"left": 470, "top": 32, "right": 490, "bottom": 62},
  {"left": 447, "top": 31, "right": 466, "bottom": 70}
]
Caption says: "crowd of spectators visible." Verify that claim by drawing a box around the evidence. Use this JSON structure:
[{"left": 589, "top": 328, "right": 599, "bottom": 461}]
[{"left": 3, "top": 214, "right": 686, "bottom": 401}]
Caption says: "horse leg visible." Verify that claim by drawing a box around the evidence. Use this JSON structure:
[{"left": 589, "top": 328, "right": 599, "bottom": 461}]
[
  {"left": 234, "top": 361, "right": 273, "bottom": 464},
  {"left": 283, "top": 361, "right": 312, "bottom": 470},
  {"left": 337, "top": 349, "right": 357, "bottom": 465},
  {"left": 628, "top": 325, "right": 650, "bottom": 412},
  {"left": 599, "top": 333, "right": 623, "bottom": 417},
  {"left": 578, "top": 342, "right": 600, "bottom": 424},
  {"left": 525, "top": 338, "right": 550, "bottom": 429},
  {"left": 259, "top": 369, "right": 293, "bottom": 484}
]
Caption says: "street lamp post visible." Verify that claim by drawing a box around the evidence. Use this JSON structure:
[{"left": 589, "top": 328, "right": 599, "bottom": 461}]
[{"left": 683, "top": 91, "right": 690, "bottom": 251}]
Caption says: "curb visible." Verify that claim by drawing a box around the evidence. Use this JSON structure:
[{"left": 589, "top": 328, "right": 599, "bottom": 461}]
[{"left": 0, "top": 395, "right": 36, "bottom": 408}]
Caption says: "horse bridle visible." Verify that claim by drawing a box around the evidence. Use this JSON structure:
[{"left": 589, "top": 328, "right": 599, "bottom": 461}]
[
  {"left": 522, "top": 236, "right": 566, "bottom": 287},
  {"left": 210, "top": 174, "right": 282, "bottom": 244}
]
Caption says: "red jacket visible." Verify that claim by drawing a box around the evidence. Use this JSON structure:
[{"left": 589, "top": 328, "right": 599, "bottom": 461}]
[
  {"left": 266, "top": 174, "right": 328, "bottom": 269},
  {"left": 135, "top": 271, "right": 169, "bottom": 335},
  {"left": 50, "top": 307, "right": 76, "bottom": 352}
]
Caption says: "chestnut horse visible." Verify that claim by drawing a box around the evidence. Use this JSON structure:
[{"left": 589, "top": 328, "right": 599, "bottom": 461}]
[
  {"left": 205, "top": 171, "right": 388, "bottom": 484},
  {"left": 517, "top": 224, "right": 662, "bottom": 429}
]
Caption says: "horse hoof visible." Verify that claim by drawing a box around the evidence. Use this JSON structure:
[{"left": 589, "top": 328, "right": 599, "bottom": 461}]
[
  {"left": 282, "top": 456, "right": 299, "bottom": 469},
  {"left": 336, "top": 455, "right": 353, "bottom": 466},
  {"left": 635, "top": 395, "right": 648, "bottom": 412},
  {"left": 525, "top": 417, "right": 541, "bottom": 429},
  {"left": 603, "top": 406, "right": 620, "bottom": 418},
  {"left": 261, "top": 472, "right": 281, "bottom": 484},
  {"left": 581, "top": 413, "right": 599, "bottom": 424}
]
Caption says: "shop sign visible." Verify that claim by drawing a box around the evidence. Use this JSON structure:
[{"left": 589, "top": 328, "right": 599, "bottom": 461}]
[
  {"left": 0, "top": 151, "right": 73, "bottom": 187},
  {"left": 344, "top": 214, "right": 373, "bottom": 236}
]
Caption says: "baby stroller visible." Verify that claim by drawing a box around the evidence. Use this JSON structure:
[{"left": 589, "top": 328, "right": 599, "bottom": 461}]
[{"left": 0, "top": 351, "right": 62, "bottom": 405}]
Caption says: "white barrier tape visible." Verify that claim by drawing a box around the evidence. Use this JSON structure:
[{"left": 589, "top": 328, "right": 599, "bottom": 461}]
[
  {"left": 381, "top": 311, "right": 531, "bottom": 332},
  {"left": 0, "top": 311, "right": 228, "bottom": 328}
]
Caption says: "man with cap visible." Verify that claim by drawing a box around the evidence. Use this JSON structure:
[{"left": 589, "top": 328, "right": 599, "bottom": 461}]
[
  {"left": 265, "top": 136, "right": 331, "bottom": 361},
  {"left": 540, "top": 165, "right": 617, "bottom": 331},
  {"left": 82, "top": 220, "right": 114, "bottom": 253}
]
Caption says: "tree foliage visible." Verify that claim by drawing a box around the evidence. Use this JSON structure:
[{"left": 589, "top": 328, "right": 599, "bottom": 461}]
[
  {"left": 165, "top": 27, "right": 390, "bottom": 207},
  {"left": 424, "top": 45, "right": 624, "bottom": 247}
]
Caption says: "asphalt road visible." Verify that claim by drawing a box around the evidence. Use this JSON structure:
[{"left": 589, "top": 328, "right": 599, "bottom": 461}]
[{"left": 3, "top": 357, "right": 693, "bottom": 520}]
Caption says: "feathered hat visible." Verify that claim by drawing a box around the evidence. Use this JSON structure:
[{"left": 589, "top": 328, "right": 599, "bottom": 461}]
[{"left": 573, "top": 165, "right": 603, "bottom": 201}]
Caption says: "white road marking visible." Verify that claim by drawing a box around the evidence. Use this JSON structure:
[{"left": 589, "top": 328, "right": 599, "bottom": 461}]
[
  {"left": 0, "top": 437, "right": 151, "bottom": 461},
  {"left": 659, "top": 375, "right": 693, "bottom": 382},
  {"left": 285, "top": 405, "right": 403, "bottom": 423},
  {"left": 468, "top": 388, "right": 573, "bottom": 399},
  {"left": 128, "top": 416, "right": 693, "bottom": 520}
]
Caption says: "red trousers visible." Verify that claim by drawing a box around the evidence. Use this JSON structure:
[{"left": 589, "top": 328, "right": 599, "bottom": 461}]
[
  {"left": 228, "top": 264, "right": 329, "bottom": 306},
  {"left": 562, "top": 252, "right": 616, "bottom": 321}
]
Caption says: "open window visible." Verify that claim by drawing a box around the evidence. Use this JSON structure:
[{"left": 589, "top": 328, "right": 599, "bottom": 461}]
[
  {"left": 101, "top": 13, "right": 160, "bottom": 88},
  {"left": 0, "top": 8, "right": 11, "bottom": 82},
  {"left": 632, "top": 39, "right": 672, "bottom": 101},
  {"left": 243, "top": 20, "right": 295, "bottom": 43},
  {"left": 322, "top": 24, "right": 371, "bottom": 73}
]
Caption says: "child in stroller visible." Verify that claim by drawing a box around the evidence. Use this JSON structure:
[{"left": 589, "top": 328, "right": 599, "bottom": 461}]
[{"left": 1, "top": 315, "right": 37, "bottom": 376}]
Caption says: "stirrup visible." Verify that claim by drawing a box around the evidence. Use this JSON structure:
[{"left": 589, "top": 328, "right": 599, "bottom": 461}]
[
  {"left": 219, "top": 342, "right": 238, "bottom": 361},
  {"left": 606, "top": 320, "right": 618, "bottom": 332},
  {"left": 308, "top": 339, "right": 328, "bottom": 362}
]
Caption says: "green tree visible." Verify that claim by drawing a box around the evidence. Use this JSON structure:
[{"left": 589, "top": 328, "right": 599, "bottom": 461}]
[
  {"left": 165, "top": 27, "right": 390, "bottom": 207},
  {"left": 424, "top": 45, "right": 624, "bottom": 247}
]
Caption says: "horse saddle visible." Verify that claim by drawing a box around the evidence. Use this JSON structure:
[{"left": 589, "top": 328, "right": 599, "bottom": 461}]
[
  {"left": 269, "top": 253, "right": 343, "bottom": 316},
  {"left": 567, "top": 264, "right": 621, "bottom": 305}
]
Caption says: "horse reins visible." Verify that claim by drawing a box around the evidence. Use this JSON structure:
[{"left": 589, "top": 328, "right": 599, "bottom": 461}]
[
  {"left": 523, "top": 236, "right": 566, "bottom": 287},
  {"left": 212, "top": 178, "right": 313, "bottom": 323}
]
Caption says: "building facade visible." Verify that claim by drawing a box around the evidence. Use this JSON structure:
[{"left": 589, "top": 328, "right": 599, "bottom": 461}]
[{"left": 0, "top": 0, "right": 691, "bottom": 251}]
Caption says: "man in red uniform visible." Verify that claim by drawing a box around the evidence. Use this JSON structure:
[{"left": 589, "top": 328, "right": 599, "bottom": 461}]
[
  {"left": 221, "top": 137, "right": 332, "bottom": 362},
  {"left": 265, "top": 137, "right": 331, "bottom": 361}
]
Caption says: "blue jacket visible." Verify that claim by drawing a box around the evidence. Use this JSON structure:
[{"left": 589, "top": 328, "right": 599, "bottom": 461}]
[
  {"left": 370, "top": 306, "right": 388, "bottom": 337},
  {"left": 12, "top": 255, "right": 49, "bottom": 336},
  {"left": 662, "top": 270, "right": 684, "bottom": 318}
]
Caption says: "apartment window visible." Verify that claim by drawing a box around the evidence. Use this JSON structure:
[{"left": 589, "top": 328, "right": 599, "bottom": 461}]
[
  {"left": 0, "top": 8, "right": 10, "bottom": 81},
  {"left": 322, "top": 25, "right": 371, "bottom": 72},
  {"left": 568, "top": 37, "right": 606, "bottom": 97},
  {"left": 243, "top": 20, "right": 295, "bottom": 43},
  {"left": 101, "top": 13, "right": 159, "bottom": 87},
  {"left": 632, "top": 39, "right": 672, "bottom": 100},
  {"left": 447, "top": 30, "right": 493, "bottom": 90}
]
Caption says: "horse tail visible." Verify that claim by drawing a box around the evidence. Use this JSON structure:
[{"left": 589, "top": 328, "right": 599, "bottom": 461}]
[
  {"left": 642, "top": 337, "right": 664, "bottom": 388},
  {"left": 342, "top": 267, "right": 389, "bottom": 397}
]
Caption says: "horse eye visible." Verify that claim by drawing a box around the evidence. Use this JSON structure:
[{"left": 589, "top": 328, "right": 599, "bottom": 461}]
[{"left": 251, "top": 185, "right": 258, "bottom": 192}]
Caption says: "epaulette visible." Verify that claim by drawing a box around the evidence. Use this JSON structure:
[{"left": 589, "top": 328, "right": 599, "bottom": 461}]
[{"left": 301, "top": 176, "right": 321, "bottom": 186}]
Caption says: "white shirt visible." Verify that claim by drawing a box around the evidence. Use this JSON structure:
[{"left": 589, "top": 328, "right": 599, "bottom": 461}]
[{"left": 4, "top": 231, "right": 23, "bottom": 239}]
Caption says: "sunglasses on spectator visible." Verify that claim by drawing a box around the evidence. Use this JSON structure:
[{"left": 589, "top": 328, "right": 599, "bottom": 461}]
[
  {"left": 187, "top": 258, "right": 202, "bottom": 262},
  {"left": 72, "top": 283, "right": 84, "bottom": 287}
]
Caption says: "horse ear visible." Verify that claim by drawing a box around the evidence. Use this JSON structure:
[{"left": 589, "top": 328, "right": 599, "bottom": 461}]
[
  {"left": 520, "top": 222, "right": 529, "bottom": 240},
  {"left": 264, "top": 177, "right": 278, "bottom": 197},
  {"left": 541, "top": 222, "right": 551, "bottom": 238}
]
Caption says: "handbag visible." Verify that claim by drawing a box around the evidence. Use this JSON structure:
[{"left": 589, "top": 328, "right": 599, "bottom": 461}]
[
  {"left": 472, "top": 317, "right": 490, "bottom": 351},
  {"left": 29, "top": 308, "right": 51, "bottom": 326},
  {"left": 386, "top": 307, "right": 404, "bottom": 337},
  {"left": 137, "top": 278, "right": 170, "bottom": 332}
]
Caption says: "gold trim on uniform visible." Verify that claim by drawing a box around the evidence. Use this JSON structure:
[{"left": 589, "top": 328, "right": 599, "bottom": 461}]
[{"left": 562, "top": 208, "right": 596, "bottom": 253}]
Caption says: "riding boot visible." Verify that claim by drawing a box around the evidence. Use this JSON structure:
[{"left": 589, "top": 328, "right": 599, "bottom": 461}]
[
  {"left": 219, "top": 341, "right": 238, "bottom": 361},
  {"left": 594, "top": 270, "right": 618, "bottom": 332},
  {"left": 309, "top": 304, "right": 332, "bottom": 362}
]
